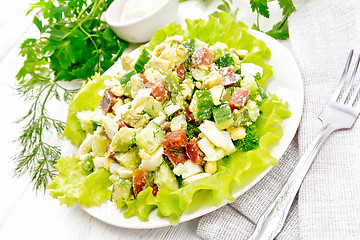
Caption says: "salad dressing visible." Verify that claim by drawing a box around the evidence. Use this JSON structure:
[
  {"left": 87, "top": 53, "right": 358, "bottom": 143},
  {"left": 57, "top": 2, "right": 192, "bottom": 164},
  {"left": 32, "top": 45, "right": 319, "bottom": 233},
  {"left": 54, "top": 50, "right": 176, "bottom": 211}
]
[{"left": 120, "top": 0, "right": 164, "bottom": 23}]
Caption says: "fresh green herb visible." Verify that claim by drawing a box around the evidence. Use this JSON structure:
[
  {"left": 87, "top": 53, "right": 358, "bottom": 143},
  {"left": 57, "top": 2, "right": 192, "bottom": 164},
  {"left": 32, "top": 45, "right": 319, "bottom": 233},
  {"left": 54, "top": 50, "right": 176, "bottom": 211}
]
[
  {"left": 249, "top": 87, "right": 267, "bottom": 105},
  {"left": 14, "top": 0, "right": 128, "bottom": 191},
  {"left": 215, "top": 53, "right": 235, "bottom": 68},
  {"left": 234, "top": 124, "right": 260, "bottom": 152},
  {"left": 187, "top": 0, "right": 295, "bottom": 40},
  {"left": 183, "top": 38, "right": 196, "bottom": 54},
  {"left": 211, "top": 0, "right": 239, "bottom": 19},
  {"left": 185, "top": 122, "right": 201, "bottom": 140},
  {"left": 250, "top": 0, "right": 296, "bottom": 39}
]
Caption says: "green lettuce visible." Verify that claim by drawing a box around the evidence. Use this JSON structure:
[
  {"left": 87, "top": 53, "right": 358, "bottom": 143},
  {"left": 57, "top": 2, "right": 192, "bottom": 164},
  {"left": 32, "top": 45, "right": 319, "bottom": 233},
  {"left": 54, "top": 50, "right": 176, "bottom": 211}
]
[
  {"left": 62, "top": 73, "right": 111, "bottom": 146},
  {"left": 48, "top": 154, "right": 112, "bottom": 207},
  {"left": 51, "top": 12, "right": 291, "bottom": 225}
]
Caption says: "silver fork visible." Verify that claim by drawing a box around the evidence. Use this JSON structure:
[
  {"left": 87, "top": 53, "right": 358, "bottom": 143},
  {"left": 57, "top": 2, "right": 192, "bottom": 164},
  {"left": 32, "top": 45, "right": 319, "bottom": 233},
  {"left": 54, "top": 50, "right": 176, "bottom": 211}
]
[{"left": 248, "top": 50, "right": 360, "bottom": 240}]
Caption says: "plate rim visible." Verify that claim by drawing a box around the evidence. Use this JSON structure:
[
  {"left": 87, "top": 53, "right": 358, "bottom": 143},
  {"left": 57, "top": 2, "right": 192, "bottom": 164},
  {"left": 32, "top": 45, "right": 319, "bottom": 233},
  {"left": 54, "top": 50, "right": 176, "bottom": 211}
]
[{"left": 62, "top": 29, "right": 304, "bottom": 229}]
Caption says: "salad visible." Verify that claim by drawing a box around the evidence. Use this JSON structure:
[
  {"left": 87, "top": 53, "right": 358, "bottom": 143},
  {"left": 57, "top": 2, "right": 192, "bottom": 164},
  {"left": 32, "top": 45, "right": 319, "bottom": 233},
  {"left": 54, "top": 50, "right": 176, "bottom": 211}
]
[{"left": 48, "top": 13, "right": 291, "bottom": 225}]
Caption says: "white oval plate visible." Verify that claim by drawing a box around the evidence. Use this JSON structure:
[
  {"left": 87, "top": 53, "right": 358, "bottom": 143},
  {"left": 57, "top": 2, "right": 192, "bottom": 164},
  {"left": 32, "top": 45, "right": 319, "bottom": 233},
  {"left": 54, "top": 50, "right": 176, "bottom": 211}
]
[{"left": 61, "top": 29, "right": 304, "bottom": 229}]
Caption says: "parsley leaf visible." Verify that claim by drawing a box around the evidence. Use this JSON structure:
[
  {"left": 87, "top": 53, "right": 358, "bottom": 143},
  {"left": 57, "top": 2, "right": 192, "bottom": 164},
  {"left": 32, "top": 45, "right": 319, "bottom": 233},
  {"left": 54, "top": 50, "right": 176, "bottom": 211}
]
[
  {"left": 250, "top": 0, "right": 270, "bottom": 18},
  {"left": 14, "top": 0, "right": 128, "bottom": 191}
]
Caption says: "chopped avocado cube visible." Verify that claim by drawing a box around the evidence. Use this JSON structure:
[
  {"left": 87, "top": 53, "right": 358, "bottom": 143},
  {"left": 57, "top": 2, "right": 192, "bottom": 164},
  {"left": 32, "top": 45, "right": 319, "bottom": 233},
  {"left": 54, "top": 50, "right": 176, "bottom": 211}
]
[
  {"left": 110, "top": 127, "right": 136, "bottom": 153},
  {"left": 76, "top": 110, "right": 102, "bottom": 134},
  {"left": 233, "top": 107, "right": 252, "bottom": 127},
  {"left": 92, "top": 130, "right": 111, "bottom": 157},
  {"left": 189, "top": 90, "right": 213, "bottom": 122},
  {"left": 130, "top": 75, "right": 145, "bottom": 98},
  {"left": 213, "top": 102, "right": 234, "bottom": 129},
  {"left": 143, "top": 96, "right": 164, "bottom": 118},
  {"left": 170, "top": 114, "right": 187, "bottom": 131},
  {"left": 154, "top": 162, "right": 179, "bottom": 192},
  {"left": 134, "top": 48, "right": 151, "bottom": 74},
  {"left": 221, "top": 87, "right": 234, "bottom": 102},
  {"left": 241, "top": 76, "right": 258, "bottom": 93},
  {"left": 112, "top": 178, "right": 134, "bottom": 202},
  {"left": 114, "top": 147, "right": 140, "bottom": 170},
  {"left": 121, "top": 109, "right": 150, "bottom": 128},
  {"left": 136, "top": 122, "right": 165, "bottom": 154}
]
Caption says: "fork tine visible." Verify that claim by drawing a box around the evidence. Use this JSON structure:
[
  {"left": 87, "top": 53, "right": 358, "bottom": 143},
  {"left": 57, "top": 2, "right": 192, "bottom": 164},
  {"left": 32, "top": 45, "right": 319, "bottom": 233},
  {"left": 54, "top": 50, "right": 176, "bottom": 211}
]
[
  {"left": 348, "top": 68, "right": 360, "bottom": 106},
  {"left": 330, "top": 49, "right": 354, "bottom": 102},
  {"left": 339, "top": 53, "right": 360, "bottom": 103}
]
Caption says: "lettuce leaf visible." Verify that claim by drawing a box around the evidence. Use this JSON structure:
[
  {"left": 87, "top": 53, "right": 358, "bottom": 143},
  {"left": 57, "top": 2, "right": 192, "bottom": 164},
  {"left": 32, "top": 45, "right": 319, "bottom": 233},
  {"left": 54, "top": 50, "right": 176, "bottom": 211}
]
[
  {"left": 62, "top": 73, "right": 111, "bottom": 146},
  {"left": 54, "top": 12, "right": 291, "bottom": 225},
  {"left": 48, "top": 154, "right": 112, "bottom": 207}
]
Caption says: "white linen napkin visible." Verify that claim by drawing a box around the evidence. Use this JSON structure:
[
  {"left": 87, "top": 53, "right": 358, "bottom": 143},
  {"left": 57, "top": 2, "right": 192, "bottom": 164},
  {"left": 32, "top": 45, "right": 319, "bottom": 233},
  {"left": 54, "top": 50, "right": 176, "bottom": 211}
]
[{"left": 197, "top": 0, "right": 360, "bottom": 239}]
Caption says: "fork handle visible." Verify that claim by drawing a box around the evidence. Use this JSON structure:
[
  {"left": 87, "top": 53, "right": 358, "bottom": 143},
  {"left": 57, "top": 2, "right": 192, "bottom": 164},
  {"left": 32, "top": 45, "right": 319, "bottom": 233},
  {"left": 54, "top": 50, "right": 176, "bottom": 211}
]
[{"left": 248, "top": 124, "right": 335, "bottom": 240}]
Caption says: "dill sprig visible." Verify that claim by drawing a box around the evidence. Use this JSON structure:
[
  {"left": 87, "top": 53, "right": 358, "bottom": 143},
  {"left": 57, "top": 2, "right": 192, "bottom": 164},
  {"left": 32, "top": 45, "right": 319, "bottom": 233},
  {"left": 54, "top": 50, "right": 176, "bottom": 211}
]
[{"left": 13, "top": 0, "right": 128, "bottom": 191}]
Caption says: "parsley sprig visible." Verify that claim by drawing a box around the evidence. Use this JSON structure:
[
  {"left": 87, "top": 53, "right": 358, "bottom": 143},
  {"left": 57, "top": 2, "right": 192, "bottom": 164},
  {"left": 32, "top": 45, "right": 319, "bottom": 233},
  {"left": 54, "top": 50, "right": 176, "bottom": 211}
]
[
  {"left": 14, "top": 0, "right": 128, "bottom": 191},
  {"left": 184, "top": 0, "right": 295, "bottom": 40},
  {"left": 250, "top": 0, "right": 296, "bottom": 39}
]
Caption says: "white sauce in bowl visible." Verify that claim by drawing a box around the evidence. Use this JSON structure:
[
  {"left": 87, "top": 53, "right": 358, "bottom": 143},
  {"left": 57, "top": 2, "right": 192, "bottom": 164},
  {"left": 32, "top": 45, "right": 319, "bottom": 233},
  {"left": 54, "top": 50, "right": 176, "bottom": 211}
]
[{"left": 120, "top": 0, "right": 165, "bottom": 23}]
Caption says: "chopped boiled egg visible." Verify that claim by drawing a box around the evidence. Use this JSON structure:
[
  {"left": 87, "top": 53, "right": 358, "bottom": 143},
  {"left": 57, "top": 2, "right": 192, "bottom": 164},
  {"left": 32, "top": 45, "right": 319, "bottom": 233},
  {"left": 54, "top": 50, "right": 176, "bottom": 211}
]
[
  {"left": 173, "top": 160, "right": 203, "bottom": 179},
  {"left": 182, "top": 173, "right": 211, "bottom": 186},
  {"left": 102, "top": 115, "right": 118, "bottom": 140},
  {"left": 139, "top": 147, "right": 164, "bottom": 171},
  {"left": 198, "top": 120, "right": 236, "bottom": 154},
  {"left": 240, "top": 63, "right": 263, "bottom": 77}
]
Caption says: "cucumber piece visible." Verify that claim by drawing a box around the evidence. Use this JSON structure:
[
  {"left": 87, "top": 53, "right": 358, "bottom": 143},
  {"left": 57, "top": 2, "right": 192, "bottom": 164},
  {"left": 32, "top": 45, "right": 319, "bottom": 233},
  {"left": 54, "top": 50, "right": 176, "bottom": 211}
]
[
  {"left": 123, "top": 80, "right": 132, "bottom": 97},
  {"left": 189, "top": 90, "right": 213, "bottom": 122},
  {"left": 110, "top": 127, "right": 136, "bottom": 153},
  {"left": 143, "top": 96, "right": 164, "bottom": 118},
  {"left": 170, "top": 114, "right": 187, "bottom": 131},
  {"left": 92, "top": 130, "right": 111, "bottom": 157},
  {"left": 164, "top": 71, "right": 180, "bottom": 101},
  {"left": 134, "top": 48, "right": 151, "bottom": 74},
  {"left": 136, "top": 122, "right": 165, "bottom": 154},
  {"left": 213, "top": 102, "right": 234, "bottom": 129},
  {"left": 119, "top": 68, "right": 136, "bottom": 85},
  {"left": 154, "top": 162, "right": 179, "bottom": 192},
  {"left": 114, "top": 147, "right": 140, "bottom": 170},
  {"left": 79, "top": 154, "right": 94, "bottom": 172},
  {"left": 112, "top": 178, "right": 134, "bottom": 202}
]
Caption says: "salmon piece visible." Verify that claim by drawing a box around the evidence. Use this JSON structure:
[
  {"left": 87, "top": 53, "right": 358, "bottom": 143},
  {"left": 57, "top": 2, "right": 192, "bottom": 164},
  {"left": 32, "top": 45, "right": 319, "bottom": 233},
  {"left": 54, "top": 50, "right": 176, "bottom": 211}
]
[
  {"left": 133, "top": 170, "right": 148, "bottom": 197},
  {"left": 229, "top": 87, "right": 250, "bottom": 111},
  {"left": 220, "top": 66, "right": 237, "bottom": 87},
  {"left": 152, "top": 185, "right": 159, "bottom": 197},
  {"left": 99, "top": 88, "right": 117, "bottom": 114},
  {"left": 151, "top": 80, "right": 168, "bottom": 102},
  {"left": 164, "top": 148, "right": 188, "bottom": 166},
  {"left": 161, "top": 129, "right": 188, "bottom": 149},
  {"left": 186, "top": 138, "right": 205, "bottom": 166},
  {"left": 192, "top": 48, "right": 214, "bottom": 68},
  {"left": 117, "top": 119, "right": 129, "bottom": 129},
  {"left": 139, "top": 74, "right": 154, "bottom": 88},
  {"left": 174, "top": 64, "right": 186, "bottom": 82}
]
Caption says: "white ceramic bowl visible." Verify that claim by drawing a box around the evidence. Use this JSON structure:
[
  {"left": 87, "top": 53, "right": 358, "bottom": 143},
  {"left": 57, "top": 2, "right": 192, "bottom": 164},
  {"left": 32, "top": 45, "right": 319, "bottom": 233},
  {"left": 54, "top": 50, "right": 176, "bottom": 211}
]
[{"left": 105, "top": 0, "right": 179, "bottom": 43}]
